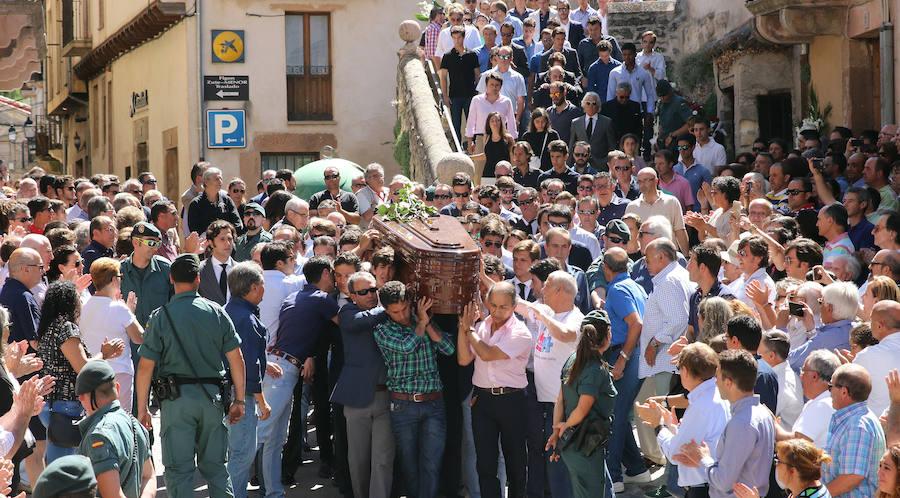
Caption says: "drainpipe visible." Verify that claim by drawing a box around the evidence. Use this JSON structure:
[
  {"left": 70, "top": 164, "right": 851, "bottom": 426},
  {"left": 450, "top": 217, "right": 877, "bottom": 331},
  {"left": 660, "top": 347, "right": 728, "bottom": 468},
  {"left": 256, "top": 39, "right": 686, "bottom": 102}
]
[
  {"left": 880, "top": 0, "right": 894, "bottom": 125},
  {"left": 197, "top": 0, "right": 205, "bottom": 159}
]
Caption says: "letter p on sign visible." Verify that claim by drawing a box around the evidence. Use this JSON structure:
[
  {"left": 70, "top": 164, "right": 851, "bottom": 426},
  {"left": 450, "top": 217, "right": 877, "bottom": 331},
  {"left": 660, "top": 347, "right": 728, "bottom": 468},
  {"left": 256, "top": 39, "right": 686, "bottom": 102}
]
[
  {"left": 207, "top": 110, "right": 246, "bottom": 148},
  {"left": 214, "top": 114, "right": 238, "bottom": 143}
]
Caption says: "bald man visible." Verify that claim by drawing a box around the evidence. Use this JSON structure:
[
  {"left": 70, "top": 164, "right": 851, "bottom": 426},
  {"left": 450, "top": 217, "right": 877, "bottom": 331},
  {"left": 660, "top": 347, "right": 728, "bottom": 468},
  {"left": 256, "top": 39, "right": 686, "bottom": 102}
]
[
  {"left": 19, "top": 234, "right": 52, "bottom": 306},
  {"left": 822, "top": 363, "right": 885, "bottom": 498},
  {"left": 854, "top": 300, "right": 900, "bottom": 417},
  {"left": 0, "top": 248, "right": 44, "bottom": 351},
  {"left": 624, "top": 168, "right": 689, "bottom": 255}
]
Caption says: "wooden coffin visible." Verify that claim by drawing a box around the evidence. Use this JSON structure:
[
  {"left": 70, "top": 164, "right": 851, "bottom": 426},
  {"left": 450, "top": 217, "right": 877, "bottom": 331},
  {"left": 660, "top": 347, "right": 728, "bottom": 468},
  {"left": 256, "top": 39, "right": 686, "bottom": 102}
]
[{"left": 371, "top": 214, "right": 480, "bottom": 314}]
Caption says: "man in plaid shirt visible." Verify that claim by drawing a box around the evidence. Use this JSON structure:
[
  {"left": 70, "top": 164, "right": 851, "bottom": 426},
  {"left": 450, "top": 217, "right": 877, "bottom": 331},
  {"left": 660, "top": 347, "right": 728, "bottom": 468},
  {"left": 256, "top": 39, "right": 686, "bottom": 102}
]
[
  {"left": 374, "top": 281, "right": 456, "bottom": 498},
  {"left": 822, "top": 363, "right": 886, "bottom": 498},
  {"left": 424, "top": 6, "right": 445, "bottom": 65}
]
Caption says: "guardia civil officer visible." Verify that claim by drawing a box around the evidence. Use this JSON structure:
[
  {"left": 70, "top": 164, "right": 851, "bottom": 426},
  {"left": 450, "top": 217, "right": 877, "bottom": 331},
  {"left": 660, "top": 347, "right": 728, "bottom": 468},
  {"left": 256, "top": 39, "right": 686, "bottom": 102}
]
[
  {"left": 135, "top": 253, "right": 246, "bottom": 498},
  {"left": 76, "top": 360, "right": 155, "bottom": 498}
]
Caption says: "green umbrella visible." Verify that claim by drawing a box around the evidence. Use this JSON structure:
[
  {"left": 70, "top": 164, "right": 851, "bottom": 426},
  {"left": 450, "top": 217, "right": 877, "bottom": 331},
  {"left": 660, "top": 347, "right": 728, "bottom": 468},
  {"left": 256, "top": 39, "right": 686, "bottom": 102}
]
[{"left": 292, "top": 158, "right": 364, "bottom": 201}]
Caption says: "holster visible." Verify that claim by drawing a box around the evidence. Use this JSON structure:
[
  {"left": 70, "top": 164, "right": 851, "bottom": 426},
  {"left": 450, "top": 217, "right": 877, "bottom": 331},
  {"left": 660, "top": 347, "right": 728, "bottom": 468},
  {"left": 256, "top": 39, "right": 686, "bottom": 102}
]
[{"left": 151, "top": 375, "right": 180, "bottom": 401}]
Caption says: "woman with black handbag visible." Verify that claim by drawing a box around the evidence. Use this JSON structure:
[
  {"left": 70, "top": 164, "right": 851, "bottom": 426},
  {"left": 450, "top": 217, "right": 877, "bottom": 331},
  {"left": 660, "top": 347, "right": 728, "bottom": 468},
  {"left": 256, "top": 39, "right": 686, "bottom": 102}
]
[
  {"left": 546, "top": 310, "right": 616, "bottom": 498},
  {"left": 37, "top": 280, "right": 123, "bottom": 464}
]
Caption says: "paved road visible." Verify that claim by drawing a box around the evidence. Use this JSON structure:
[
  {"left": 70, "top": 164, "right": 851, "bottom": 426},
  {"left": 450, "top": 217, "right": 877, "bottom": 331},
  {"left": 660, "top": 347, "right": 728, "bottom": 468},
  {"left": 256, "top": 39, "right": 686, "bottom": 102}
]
[{"left": 148, "top": 407, "right": 671, "bottom": 498}]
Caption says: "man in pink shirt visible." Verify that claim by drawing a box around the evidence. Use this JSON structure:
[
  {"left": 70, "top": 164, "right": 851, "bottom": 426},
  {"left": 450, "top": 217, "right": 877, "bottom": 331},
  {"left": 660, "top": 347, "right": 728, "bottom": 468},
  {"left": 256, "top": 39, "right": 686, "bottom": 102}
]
[
  {"left": 654, "top": 149, "right": 694, "bottom": 212},
  {"left": 458, "top": 281, "right": 532, "bottom": 498},
  {"left": 466, "top": 73, "right": 518, "bottom": 154}
]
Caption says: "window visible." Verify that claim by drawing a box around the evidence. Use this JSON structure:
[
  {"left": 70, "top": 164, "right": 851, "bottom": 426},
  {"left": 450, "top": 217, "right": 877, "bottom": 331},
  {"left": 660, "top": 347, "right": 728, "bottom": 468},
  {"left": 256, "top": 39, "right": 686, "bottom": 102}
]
[
  {"left": 757, "top": 93, "right": 792, "bottom": 144},
  {"left": 285, "top": 13, "right": 332, "bottom": 121},
  {"left": 260, "top": 153, "right": 318, "bottom": 175}
]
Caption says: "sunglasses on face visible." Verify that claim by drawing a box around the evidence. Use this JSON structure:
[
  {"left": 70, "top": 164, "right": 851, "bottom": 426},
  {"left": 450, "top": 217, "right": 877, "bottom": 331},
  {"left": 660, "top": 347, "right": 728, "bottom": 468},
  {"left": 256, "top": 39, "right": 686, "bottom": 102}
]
[
  {"left": 135, "top": 238, "right": 161, "bottom": 248},
  {"left": 573, "top": 153, "right": 589, "bottom": 158},
  {"left": 786, "top": 189, "right": 808, "bottom": 196},
  {"left": 146, "top": 179, "right": 157, "bottom": 184},
  {"left": 66, "top": 186, "right": 76, "bottom": 191},
  {"left": 482, "top": 240, "right": 503, "bottom": 248},
  {"left": 677, "top": 145, "right": 689, "bottom": 151},
  {"left": 607, "top": 236, "right": 624, "bottom": 244},
  {"left": 577, "top": 209, "right": 596, "bottom": 215},
  {"left": 752, "top": 146, "right": 764, "bottom": 152},
  {"left": 583, "top": 101, "right": 598, "bottom": 106},
  {"left": 547, "top": 190, "right": 561, "bottom": 196},
  {"left": 72, "top": 260, "right": 83, "bottom": 267},
  {"left": 454, "top": 191, "right": 471, "bottom": 198},
  {"left": 577, "top": 185, "right": 593, "bottom": 190},
  {"left": 614, "top": 166, "right": 630, "bottom": 172},
  {"left": 232, "top": 189, "right": 245, "bottom": 194},
  {"left": 353, "top": 287, "right": 378, "bottom": 296},
  {"left": 519, "top": 197, "right": 535, "bottom": 204},
  {"left": 16, "top": 217, "right": 32, "bottom": 223},
  {"left": 500, "top": 189, "right": 514, "bottom": 194},
  {"left": 498, "top": 54, "right": 511, "bottom": 60},
  {"left": 434, "top": 194, "right": 452, "bottom": 199},
  {"left": 324, "top": 174, "right": 340, "bottom": 180},
  {"left": 548, "top": 221, "right": 567, "bottom": 228}
]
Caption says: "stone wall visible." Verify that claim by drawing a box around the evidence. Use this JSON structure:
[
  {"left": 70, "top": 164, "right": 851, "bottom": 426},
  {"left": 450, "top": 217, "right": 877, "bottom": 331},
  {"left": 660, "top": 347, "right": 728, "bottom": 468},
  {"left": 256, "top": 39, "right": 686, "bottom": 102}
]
[
  {"left": 395, "top": 21, "right": 473, "bottom": 186},
  {"left": 607, "top": 1, "right": 681, "bottom": 67}
]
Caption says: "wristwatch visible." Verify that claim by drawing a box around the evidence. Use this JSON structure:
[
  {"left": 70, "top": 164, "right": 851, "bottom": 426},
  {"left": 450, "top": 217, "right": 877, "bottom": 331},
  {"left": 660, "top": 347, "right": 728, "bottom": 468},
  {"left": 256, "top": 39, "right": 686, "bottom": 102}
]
[
  {"left": 233, "top": 399, "right": 245, "bottom": 405},
  {"left": 654, "top": 424, "right": 665, "bottom": 436},
  {"left": 619, "top": 351, "right": 629, "bottom": 361},
  {"left": 650, "top": 338, "right": 661, "bottom": 348}
]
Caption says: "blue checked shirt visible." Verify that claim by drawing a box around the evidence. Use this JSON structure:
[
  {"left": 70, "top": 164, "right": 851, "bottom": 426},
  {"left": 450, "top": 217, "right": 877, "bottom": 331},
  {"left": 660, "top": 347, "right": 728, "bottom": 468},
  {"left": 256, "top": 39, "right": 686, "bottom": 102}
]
[
  {"left": 822, "top": 401, "right": 885, "bottom": 498},
  {"left": 374, "top": 318, "right": 456, "bottom": 394}
]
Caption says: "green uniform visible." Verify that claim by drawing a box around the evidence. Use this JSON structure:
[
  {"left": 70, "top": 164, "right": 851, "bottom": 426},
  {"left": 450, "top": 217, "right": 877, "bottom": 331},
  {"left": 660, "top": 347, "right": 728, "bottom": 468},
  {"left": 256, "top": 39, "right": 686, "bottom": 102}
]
[
  {"left": 120, "top": 255, "right": 174, "bottom": 327},
  {"left": 78, "top": 400, "right": 150, "bottom": 498},
  {"left": 657, "top": 94, "right": 691, "bottom": 141},
  {"left": 138, "top": 291, "right": 241, "bottom": 498},
  {"left": 233, "top": 229, "right": 271, "bottom": 262},
  {"left": 559, "top": 355, "right": 616, "bottom": 498}
]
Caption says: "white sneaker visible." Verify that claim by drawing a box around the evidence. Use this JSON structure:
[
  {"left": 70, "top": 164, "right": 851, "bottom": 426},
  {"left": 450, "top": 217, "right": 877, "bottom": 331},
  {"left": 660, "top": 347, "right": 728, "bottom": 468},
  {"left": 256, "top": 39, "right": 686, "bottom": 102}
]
[
  {"left": 613, "top": 481, "right": 625, "bottom": 493},
  {"left": 623, "top": 470, "right": 652, "bottom": 484}
]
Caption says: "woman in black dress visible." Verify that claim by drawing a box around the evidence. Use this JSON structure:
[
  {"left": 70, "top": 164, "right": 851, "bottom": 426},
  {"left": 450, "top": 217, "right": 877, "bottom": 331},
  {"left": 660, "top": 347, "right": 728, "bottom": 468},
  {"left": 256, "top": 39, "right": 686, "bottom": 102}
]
[
  {"left": 482, "top": 111, "right": 515, "bottom": 179},
  {"left": 522, "top": 107, "right": 560, "bottom": 171}
]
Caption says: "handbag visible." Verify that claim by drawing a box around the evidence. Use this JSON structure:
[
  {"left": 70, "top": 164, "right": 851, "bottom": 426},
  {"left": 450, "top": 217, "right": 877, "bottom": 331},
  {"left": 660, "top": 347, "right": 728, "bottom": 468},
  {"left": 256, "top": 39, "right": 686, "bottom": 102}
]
[{"left": 47, "top": 406, "right": 82, "bottom": 448}]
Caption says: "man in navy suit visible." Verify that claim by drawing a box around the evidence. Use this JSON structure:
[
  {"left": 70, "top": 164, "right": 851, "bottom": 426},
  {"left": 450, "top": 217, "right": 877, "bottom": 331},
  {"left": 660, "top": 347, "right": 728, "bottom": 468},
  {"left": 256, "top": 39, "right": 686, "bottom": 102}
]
[
  {"left": 538, "top": 27, "right": 582, "bottom": 80},
  {"left": 555, "top": 0, "right": 585, "bottom": 47},
  {"left": 256, "top": 256, "right": 338, "bottom": 497},
  {"left": 330, "top": 272, "right": 395, "bottom": 498}
]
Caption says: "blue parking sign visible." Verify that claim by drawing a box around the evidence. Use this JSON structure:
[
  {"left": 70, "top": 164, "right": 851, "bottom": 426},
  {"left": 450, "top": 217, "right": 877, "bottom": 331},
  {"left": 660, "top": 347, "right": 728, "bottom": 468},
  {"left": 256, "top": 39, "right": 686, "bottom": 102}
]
[{"left": 207, "top": 110, "right": 246, "bottom": 148}]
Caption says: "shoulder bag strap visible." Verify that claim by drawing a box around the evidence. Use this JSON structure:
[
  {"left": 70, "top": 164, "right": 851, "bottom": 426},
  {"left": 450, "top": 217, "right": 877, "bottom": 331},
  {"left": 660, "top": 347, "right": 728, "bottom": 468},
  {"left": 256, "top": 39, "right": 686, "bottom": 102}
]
[{"left": 160, "top": 306, "right": 218, "bottom": 408}]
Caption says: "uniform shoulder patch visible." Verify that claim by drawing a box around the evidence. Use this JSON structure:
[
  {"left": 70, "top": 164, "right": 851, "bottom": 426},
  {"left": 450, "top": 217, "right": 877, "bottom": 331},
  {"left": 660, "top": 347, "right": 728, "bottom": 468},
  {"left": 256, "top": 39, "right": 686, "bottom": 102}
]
[{"left": 91, "top": 440, "right": 104, "bottom": 448}]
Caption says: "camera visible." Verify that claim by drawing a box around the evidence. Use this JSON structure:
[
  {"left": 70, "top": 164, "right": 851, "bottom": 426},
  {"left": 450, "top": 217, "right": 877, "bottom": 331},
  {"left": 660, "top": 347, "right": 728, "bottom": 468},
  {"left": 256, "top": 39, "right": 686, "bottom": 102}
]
[
  {"left": 788, "top": 301, "right": 805, "bottom": 317},
  {"left": 850, "top": 138, "right": 864, "bottom": 147},
  {"left": 810, "top": 158, "right": 825, "bottom": 172}
]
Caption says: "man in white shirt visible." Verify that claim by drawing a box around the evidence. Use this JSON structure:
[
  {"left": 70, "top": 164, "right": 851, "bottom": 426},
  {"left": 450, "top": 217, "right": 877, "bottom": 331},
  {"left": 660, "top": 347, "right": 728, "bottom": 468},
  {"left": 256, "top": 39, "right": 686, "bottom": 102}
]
[
  {"left": 635, "top": 30, "right": 666, "bottom": 81},
  {"left": 518, "top": 270, "right": 583, "bottom": 496},
  {"left": 732, "top": 236, "right": 777, "bottom": 307},
  {"left": 759, "top": 331, "right": 804, "bottom": 429},
  {"left": 636, "top": 342, "right": 730, "bottom": 493},
  {"left": 527, "top": 0, "right": 559, "bottom": 44},
  {"left": 773, "top": 349, "right": 839, "bottom": 448},
  {"left": 691, "top": 118, "right": 726, "bottom": 173},
  {"left": 434, "top": 5, "right": 482, "bottom": 60},
  {"left": 854, "top": 299, "right": 900, "bottom": 417},
  {"left": 476, "top": 45, "right": 527, "bottom": 120},
  {"left": 258, "top": 241, "right": 305, "bottom": 347},
  {"left": 545, "top": 204, "right": 601, "bottom": 260},
  {"left": 624, "top": 167, "right": 689, "bottom": 255}
]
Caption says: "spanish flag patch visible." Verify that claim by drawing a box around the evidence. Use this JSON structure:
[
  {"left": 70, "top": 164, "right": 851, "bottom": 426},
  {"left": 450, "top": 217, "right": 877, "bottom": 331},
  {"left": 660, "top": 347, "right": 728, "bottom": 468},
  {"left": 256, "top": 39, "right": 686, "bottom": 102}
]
[{"left": 91, "top": 441, "right": 104, "bottom": 448}]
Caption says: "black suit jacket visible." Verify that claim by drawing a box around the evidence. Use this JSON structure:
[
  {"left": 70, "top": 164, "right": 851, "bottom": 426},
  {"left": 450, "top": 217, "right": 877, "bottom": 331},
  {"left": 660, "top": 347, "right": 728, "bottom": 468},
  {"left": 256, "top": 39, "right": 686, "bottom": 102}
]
[
  {"left": 532, "top": 81, "right": 583, "bottom": 110},
  {"left": 539, "top": 240, "right": 592, "bottom": 272},
  {"left": 539, "top": 47, "right": 582, "bottom": 80},
  {"left": 566, "top": 23, "right": 585, "bottom": 47},
  {"left": 508, "top": 44, "right": 530, "bottom": 80},
  {"left": 601, "top": 99, "right": 644, "bottom": 143}
]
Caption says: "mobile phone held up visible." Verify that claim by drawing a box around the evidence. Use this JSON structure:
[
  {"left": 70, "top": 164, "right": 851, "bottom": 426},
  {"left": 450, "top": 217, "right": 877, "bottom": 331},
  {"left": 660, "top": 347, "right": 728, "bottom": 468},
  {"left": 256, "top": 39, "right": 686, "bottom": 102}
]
[{"left": 788, "top": 301, "right": 805, "bottom": 317}]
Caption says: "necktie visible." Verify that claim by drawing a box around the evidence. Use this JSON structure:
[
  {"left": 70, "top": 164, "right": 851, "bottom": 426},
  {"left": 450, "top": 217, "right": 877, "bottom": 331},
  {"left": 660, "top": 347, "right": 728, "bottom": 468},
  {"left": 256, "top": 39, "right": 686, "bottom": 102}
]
[
  {"left": 518, "top": 283, "right": 527, "bottom": 300},
  {"left": 219, "top": 262, "right": 228, "bottom": 298},
  {"left": 586, "top": 116, "right": 594, "bottom": 137}
]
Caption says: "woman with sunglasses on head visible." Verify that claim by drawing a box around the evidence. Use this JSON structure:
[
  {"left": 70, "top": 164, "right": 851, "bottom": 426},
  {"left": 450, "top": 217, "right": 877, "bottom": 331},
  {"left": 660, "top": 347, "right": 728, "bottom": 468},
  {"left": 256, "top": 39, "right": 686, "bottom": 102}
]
[
  {"left": 523, "top": 108, "right": 560, "bottom": 171},
  {"left": 78, "top": 257, "right": 143, "bottom": 413},
  {"left": 734, "top": 438, "right": 832, "bottom": 498}
]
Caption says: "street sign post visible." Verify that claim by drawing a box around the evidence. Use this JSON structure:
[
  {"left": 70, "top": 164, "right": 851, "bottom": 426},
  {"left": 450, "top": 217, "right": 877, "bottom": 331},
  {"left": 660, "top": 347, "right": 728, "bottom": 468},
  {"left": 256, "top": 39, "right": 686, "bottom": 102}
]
[
  {"left": 204, "top": 75, "right": 249, "bottom": 101},
  {"left": 207, "top": 110, "right": 246, "bottom": 148}
]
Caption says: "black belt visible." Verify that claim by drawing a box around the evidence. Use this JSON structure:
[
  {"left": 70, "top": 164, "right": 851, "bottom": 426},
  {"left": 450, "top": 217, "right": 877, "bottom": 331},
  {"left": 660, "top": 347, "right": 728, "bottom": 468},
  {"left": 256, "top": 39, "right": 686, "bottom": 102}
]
[
  {"left": 269, "top": 349, "right": 302, "bottom": 368},
  {"left": 685, "top": 484, "right": 709, "bottom": 490},
  {"left": 475, "top": 386, "right": 523, "bottom": 395},
  {"left": 173, "top": 377, "right": 224, "bottom": 386}
]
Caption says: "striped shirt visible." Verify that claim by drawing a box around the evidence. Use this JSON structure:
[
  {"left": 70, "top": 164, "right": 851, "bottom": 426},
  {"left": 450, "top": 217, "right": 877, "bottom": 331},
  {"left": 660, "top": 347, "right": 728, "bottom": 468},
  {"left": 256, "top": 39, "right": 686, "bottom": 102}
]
[{"left": 823, "top": 233, "right": 854, "bottom": 266}]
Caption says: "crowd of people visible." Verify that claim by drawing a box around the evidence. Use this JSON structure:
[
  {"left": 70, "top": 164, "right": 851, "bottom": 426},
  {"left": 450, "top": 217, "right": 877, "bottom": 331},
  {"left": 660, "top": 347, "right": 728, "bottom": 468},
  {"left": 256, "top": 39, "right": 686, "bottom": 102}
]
[{"left": 0, "top": 1, "right": 900, "bottom": 498}]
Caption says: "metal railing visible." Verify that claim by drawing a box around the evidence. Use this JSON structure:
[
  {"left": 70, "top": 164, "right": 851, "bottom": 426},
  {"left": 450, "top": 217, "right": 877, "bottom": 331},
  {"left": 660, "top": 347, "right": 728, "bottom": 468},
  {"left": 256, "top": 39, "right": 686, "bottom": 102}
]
[{"left": 424, "top": 59, "right": 462, "bottom": 153}]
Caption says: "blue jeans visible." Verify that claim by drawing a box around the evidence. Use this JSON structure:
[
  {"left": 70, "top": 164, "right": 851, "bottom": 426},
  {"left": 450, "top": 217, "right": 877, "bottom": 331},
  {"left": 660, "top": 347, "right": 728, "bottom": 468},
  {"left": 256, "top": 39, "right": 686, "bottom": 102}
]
[
  {"left": 390, "top": 397, "right": 446, "bottom": 498},
  {"left": 450, "top": 96, "right": 473, "bottom": 143},
  {"left": 228, "top": 396, "right": 258, "bottom": 498},
  {"left": 542, "top": 402, "right": 573, "bottom": 497},
  {"left": 602, "top": 347, "right": 647, "bottom": 482},
  {"left": 255, "top": 355, "right": 300, "bottom": 498},
  {"left": 39, "top": 400, "right": 83, "bottom": 464}
]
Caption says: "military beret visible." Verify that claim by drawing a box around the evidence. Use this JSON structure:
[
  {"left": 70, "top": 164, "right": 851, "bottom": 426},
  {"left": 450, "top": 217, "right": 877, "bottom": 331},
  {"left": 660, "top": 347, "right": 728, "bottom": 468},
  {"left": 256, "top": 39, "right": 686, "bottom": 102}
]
[
  {"left": 76, "top": 359, "right": 116, "bottom": 395},
  {"left": 582, "top": 309, "right": 610, "bottom": 330},
  {"left": 171, "top": 253, "right": 200, "bottom": 275},
  {"left": 605, "top": 219, "right": 630, "bottom": 243},
  {"left": 33, "top": 455, "right": 97, "bottom": 498},
  {"left": 244, "top": 202, "right": 265, "bottom": 216},
  {"left": 132, "top": 221, "right": 161, "bottom": 239}
]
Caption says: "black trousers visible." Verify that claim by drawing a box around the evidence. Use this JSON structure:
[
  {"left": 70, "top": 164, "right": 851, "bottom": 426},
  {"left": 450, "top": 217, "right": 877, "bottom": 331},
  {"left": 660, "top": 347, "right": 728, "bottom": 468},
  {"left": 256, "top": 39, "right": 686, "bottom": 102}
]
[
  {"left": 685, "top": 485, "right": 710, "bottom": 498},
  {"left": 472, "top": 389, "right": 528, "bottom": 498},
  {"left": 434, "top": 313, "right": 468, "bottom": 497}
]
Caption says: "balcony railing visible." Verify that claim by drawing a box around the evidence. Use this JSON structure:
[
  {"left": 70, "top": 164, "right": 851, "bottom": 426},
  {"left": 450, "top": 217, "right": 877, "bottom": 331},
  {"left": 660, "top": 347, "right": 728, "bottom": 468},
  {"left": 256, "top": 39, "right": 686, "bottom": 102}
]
[{"left": 62, "top": 0, "right": 91, "bottom": 57}]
